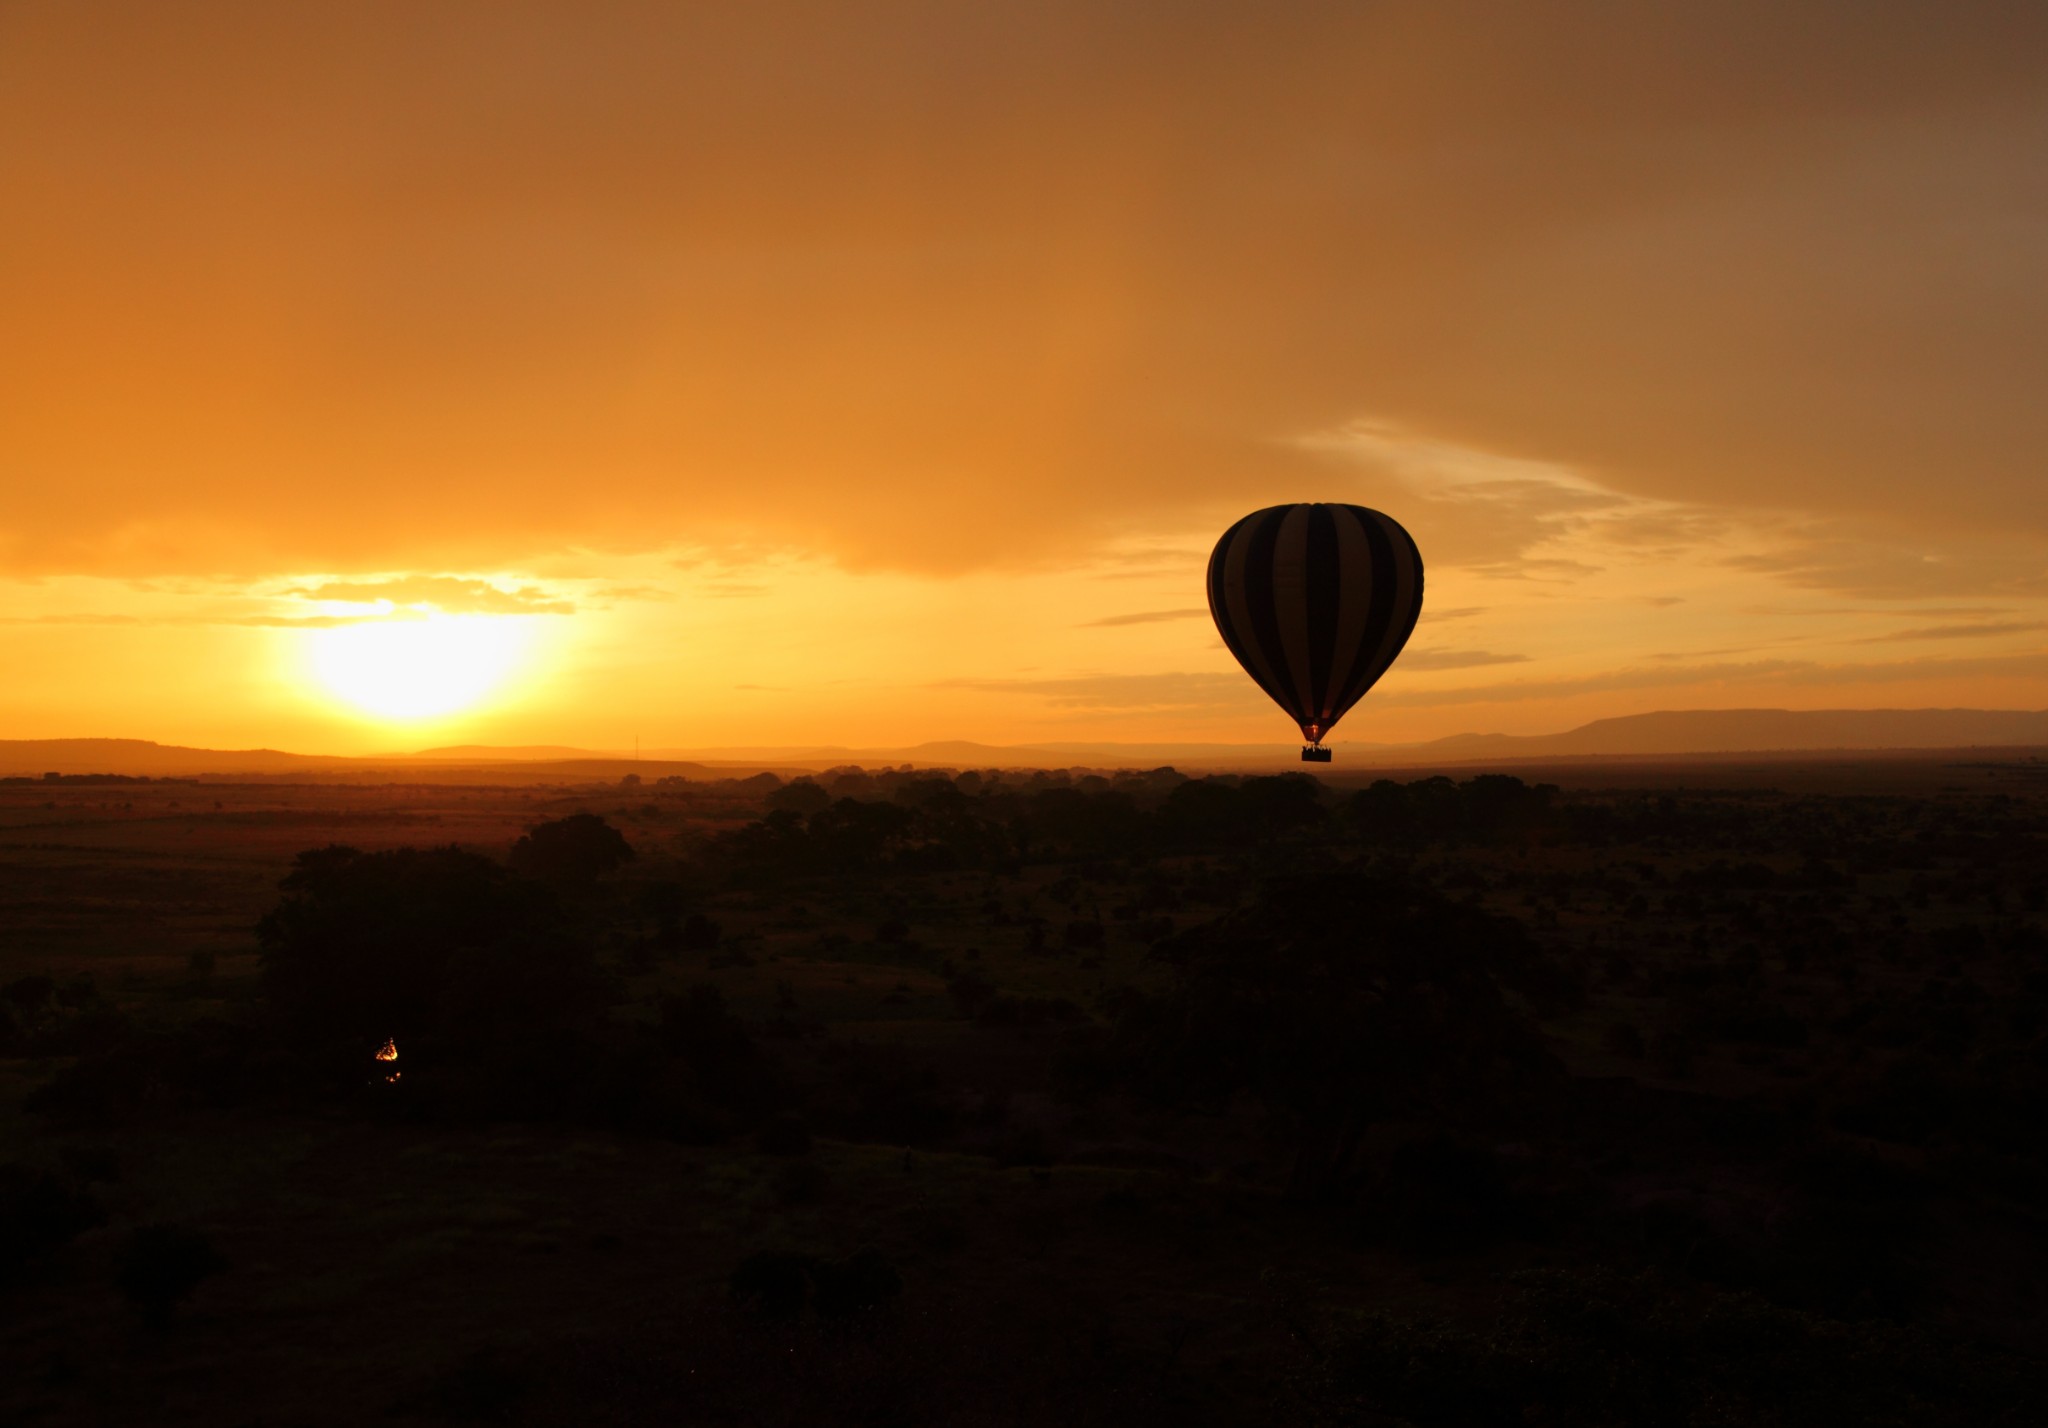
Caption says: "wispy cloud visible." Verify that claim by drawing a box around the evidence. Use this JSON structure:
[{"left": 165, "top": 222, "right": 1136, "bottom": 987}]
[
  {"left": 0, "top": 613, "right": 147, "bottom": 626},
  {"left": 0, "top": 609, "right": 425, "bottom": 628},
  {"left": 1464, "top": 556, "right": 1606, "bottom": 583},
  {"left": 1376, "top": 660, "right": 1813, "bottom": 707},
  {"left": 1090, "top": 546, "right": 1207, "bottom": 577},
  {"left": 1860, "top": 620, "right": 2046, "bottom": 643},
  {"left": 285, "top": 576, "right": 572, "bottom": 616},
  {"left": 1306, "top": 420, "right": 2048, "bottom": 608},
  {"left": 1725, "top": 528, "right": 2048, "bottom": 600},
  {"left": 1300, "top": 420, "right": 1703, "bottom": 575},
  {"left": 1400, "top": 649, "right": 1529, "bottom": 671},
  {"left": 1079, "top": 608, "right": 1209, "bottom": 628},
  {"left": 936, "top": 671, "right": 1255, "bottom": 711},
  {"left": 1650, "top": 647, "right": 1760, "bottom": 661}
]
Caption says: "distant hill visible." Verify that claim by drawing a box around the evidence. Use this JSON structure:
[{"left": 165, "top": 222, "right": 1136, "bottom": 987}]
[
  {"left": 647, "top": 739, "right": 1325, "bottom": 770},
  {"left": 5, "top": 709, "right": 2044, "bottom": 779},
  {"left": 0, "top": 739, "right": 355, "bottom": 777},
  {"left": 1405, "top": 708, "right": 2048, "bottom": 761},
  {"left": 0, "top": 739, "right": 727, "bottom": 782},
  {"left": 407, "top": 744, "right": 619, "bottom": 762},
  {"left": 658, "top": 711, "right": 2048, "bottom": 769}
]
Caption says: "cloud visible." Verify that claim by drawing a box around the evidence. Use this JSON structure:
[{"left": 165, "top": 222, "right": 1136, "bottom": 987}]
[
  {"left": 3, "top": 573, "right": 584, "bottom": 630},
  {"left": 940, "top": 644, "right": 1914, "bottom": 715},
  {"left": 1079, "top": 608, "right": 1209, "bottom": 628},
  {"left": 0, "top": 609, "right": 419, "bottom": 628},
  {"left": 1090, "top": 548, "right": 1211, "bottom": 580},
  {"left": 235, "top": 612, "right": 427, "bottom": 628},
  {"left": 1651, "top": 647, "right": 1761, "bottom": 661},
  {"left": 1740, "top": 603, "right": 2014, "bottom": 618},
  {"left": 1310, "top": 422, "right": 2048, "bottom": 605},
  {"left": 5, "top": 4, "right": 2046, "bottom": 580},
  {"left": 1374, "top": 660, "right": 1815, "bottom": 707},
  {"left": 1399, "top": 649, "right": 1530, "bottom": 671},
  {"left": 1465, "top": 557, "right": 1608, "bottom": 584},
  {"left": 1300, "top": 421, "right": 1652, "bottom": 572},
  {"left": 1375, "top": 651, "right": 2048, "bottom": 708},
  {"left": 936, "top": 671, "right": 1257, "bottom": 712},
  {"left": 1861, "top": 620, "right": 2048, "bottom": 643},
  {"left": 285, "top": 577, "right": 572, "bottom": 616},
  {"left": 1724, "top": 527, "right": 2048, "bottom": 600}
]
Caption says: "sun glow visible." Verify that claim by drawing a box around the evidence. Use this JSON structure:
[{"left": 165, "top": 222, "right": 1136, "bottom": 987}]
[{"left": 305, "top": 614, "right": 534, "bottom": 721}]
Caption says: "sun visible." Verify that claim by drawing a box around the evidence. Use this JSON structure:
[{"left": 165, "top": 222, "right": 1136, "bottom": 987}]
[{"left": 304, "top": 614, "right": 534, "bottom": 721}]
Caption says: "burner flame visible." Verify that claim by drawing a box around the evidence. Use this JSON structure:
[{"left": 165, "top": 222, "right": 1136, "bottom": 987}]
[{"left": 375, "top": 1038, "right": 398, "bottom": 1062}]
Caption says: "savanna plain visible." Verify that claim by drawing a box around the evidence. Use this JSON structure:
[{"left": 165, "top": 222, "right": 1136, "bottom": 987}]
[{"left": 4, "top": 755, "right": 2047, "bottom": 1425}]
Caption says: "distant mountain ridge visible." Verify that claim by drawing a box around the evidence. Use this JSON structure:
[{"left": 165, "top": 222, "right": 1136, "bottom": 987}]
[
  {"left": 3, "top": 709, "right": 2044, "bottom": 779},
  {"left": 406, "top": 744, "right": 612, "bottom": 762},
  {"left": 662, "top": 709, "right": 2048, "bottom": 767},
  {"left": 0, "top": 738, "right": 354, "bottom": 776},
  {"left": 1408, "top": 708, "right": 2048, "bottom": 759}
]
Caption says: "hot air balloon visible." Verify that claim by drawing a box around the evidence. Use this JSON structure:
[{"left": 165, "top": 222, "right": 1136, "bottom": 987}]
[{"left": 1206, "top": 504, "right": 1424, "bottom": 762}]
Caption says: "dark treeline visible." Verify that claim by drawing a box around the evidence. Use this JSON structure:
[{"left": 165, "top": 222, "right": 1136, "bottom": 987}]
[
  {"left": 7, "top": 765, "right": 2048, "bottom": 1423},
  {"left": 0, "top": 772, "right": 188, "bottom": 786},
  {"left": 707, "top": 767, "right": 1539, "bottom": 876}
]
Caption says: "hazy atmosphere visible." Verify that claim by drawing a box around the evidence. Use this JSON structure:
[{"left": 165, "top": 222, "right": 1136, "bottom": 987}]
[
  {"left": 5, "top": 0, "right": 2045, "bottom": 753},
  {"left": 9, "top": 8, "right": 2048, "bottom": 1427}
]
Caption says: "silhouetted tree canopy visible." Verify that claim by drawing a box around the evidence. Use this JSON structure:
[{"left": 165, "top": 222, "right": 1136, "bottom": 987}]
[
  {"left": 1104, "top": 871, "right": 1552, "bottom": 1196},
  {"left": 257, "top": 845, "right": 605, "bottom": 1057},
  {"left": 114, "top": 1223, "right": 227, "bottom": 1329},
  {"left": 767, "top": 777, "right": 831, "bottom": 817},
  {"left": 509, "top": 813, "right": 636, "bottom": 885},
  {"left": 0, "top": 1164, "right": 105, "bottom": 1281},
  {"left": 1346, "top": 774, "right": 1560, "bottom": 846},
  {"left": 691, "top": 772, "right": 1612, "bottom": 884}
]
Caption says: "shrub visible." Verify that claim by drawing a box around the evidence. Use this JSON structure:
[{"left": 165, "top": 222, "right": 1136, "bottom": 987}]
[
  {"left": 756, "top": 1112, "right": 814, "bottom": 1157},
  {"left": 23, "top": 1049, "right": 153, "bottom": 1129},
  {"left": 729, "top": 1249, "right": 900, "bottom": 1321},
  {"left": 114, "top": 1223, "right": 227, "bottom": 1328},
  {"left": 0, "top": 1165, "right": 105, "bottom": 1281},
  {"left": 1115, "top": 871, "right": 1551, "bottom": 1197},
  {"left": 660, "top": 985, "right": 781, "bottom": 1118}
]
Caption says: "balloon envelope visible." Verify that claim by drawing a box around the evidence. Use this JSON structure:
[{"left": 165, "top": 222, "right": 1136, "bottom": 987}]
[{"left": 1206, "top": 504, "right": 1424, "bottom": 745}]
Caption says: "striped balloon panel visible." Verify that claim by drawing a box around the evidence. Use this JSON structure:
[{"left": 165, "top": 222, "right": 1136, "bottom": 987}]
[{"left": 1205, "top": 503, "right": 1424, "bottom": 742}]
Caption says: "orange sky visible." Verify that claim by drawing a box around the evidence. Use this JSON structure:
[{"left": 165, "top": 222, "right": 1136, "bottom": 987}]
[{"left": 3, "top": 2, "right": 2045, "bottom": 753}]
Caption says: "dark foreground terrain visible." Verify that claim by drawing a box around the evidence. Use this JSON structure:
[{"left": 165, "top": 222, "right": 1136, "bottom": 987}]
[{"left": 4, "top": 754, "right": 2047, "bottom": 1425}]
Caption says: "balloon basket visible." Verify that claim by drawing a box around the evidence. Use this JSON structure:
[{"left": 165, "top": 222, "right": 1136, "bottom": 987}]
[{"left": 1301, "top": 745, "right": 1332, "bottom": 763}]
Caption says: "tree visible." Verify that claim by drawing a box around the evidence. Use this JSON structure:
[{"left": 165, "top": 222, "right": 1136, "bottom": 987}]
[
  {"left": 768, "top": 778, "right": 831, "bottom": 817},
  {"left": 509, "top": 813, "right": 636, "bottom": 886},
  {"left": 0, "top": 1164, "right": 105, "bottom": 1281},
  {"left": 114, "top": 1223, "right": 227, "bottom": 1328},
  {"left": 1114, "top": 871, "right": 1551, "bottom": 1198},
  {"left": 257, "top": 845, "right": 605, "bottom": 1061}
]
